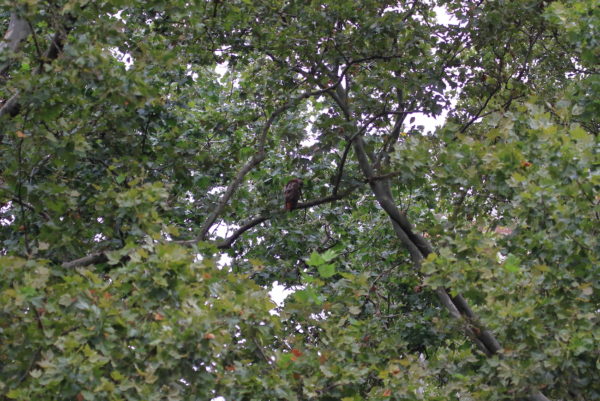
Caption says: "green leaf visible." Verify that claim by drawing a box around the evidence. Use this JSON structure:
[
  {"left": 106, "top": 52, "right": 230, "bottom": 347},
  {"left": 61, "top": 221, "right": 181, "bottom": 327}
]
[
  {"left": 503, "top": 254, "right": 521, "bottom": 273},
  {"left": 321, "top": 249, "right": 338, "bottom": 262},
  {"left": 306, "top": 251, "right": 325, "bottom": 267},
  {"left": 0, "top": 2, "right": 596, "bottom": 399},
  {"left": 317, "top": 263, "right": 336, "bottom": 278},
  {"left": 294, "top": 288, "right": 321, "bottom": 305}
]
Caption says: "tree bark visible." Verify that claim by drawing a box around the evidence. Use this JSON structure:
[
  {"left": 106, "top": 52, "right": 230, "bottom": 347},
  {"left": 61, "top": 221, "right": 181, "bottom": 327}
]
[{"left": 0, "top": 12, "right": 32, "bottom": 76}]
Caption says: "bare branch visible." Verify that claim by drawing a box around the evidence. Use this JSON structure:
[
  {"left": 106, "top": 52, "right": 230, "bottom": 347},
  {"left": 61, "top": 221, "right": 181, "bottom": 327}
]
[
  {"left": 214, "top": 216, "right": 269, "bottom": 249},
  {"left": 192, "top": 187, "right": 356, "bottom": 249},
  {"left": 530, "top": 392, "right": 551, "bottom": 401},
  {"left": 0, "top": 93, "right": 21, "bottom": 118},
  {"left": 353, "top": 135, "right": 433, "bottom": 258},
  {"left": 373, "top": 108, "right": 407, "bottom": 171},
  {"left": 332, "top": 121, "right": 373, "bottom": 195},
  {"left": 459, "top": 85, "right": 501, "bottom": 134},
  {"left": 198, "top": 100, "right": 285, "bottom": 240},
  {"left": 25, "top": 19, "right": 43, "bottom": 64},
  {"left": 332, "top": 109, "right": 416, "bottom": 195},
  {"left": 61, "top": 252, "right": 108, "bottom": 269}
]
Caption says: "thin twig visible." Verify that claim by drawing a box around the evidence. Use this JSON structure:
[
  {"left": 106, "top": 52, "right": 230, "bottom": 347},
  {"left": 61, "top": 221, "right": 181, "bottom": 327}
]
[
  {"left": 25, "top": 19, "right": 43, "bottom": 65},
  {"left": 187, "top": 187, "right": 356, "bottom": 249},
  {"left": 252, "top": 337, "right": 272, "bottom": 366},
  {"left": 16, "top": 137, "right": 31, "bottom": 254},
  {"left": 11, "top": 198, "right": 50, "bottom": 221},
  {"left": 459, "top": 85, "right": 501, "bottom": 134},
  {"left": 199, "top": 78, "right": 360, "bottom": 240}
]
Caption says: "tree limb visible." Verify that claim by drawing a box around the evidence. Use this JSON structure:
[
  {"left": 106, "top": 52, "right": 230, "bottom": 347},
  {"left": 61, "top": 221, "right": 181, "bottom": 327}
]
[
  {"left": 10, "top": 198, "right": 51, "bottom": 221},
  {"left": 62, "top": 186, "right": 356, "bottom": 268},
  {"left": 61, "top": 252, "right": 108, "bottom": 269},
  {"left": 459, "top": 84, "right": 501, "bottom": 134},
  {"left": 0, "top": 16, "right": 74, "bottom": 118},
  {"left": 353, "top": 135, "right": 433, "bottom": 257},
  {"left": 0, "top": 12, "right": 32, "bottom": 77},
  {"left": 342, "top": 101, "right": 551, "bottom": 400},
  {"left": 332, "top": 116, "right": 380, "bottom": 195},
  {"left": 190, "top": 187, "right": 355, "bottom": 248},
  {"left": 0, "top": 93, "right": 21, "bottom": 118}
]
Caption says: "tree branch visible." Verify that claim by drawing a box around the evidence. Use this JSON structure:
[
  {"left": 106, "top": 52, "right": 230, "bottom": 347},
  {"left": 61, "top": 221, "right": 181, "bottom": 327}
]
[
  {"left": 373, "top": 106, "right": 407, "bottom": 171},
  {"left": 459, "top": 84, "right": 501, "bottom": 134},
  {"left": 0, "top": 12, "right": 32, "bottom": 77},
  {"left": 332, "top": 118, "right": 377, "bottom": 195},
  {"left": 339, "top": 93, "right": 551, "bottom": 399},
  {"left": 0, "top": 16, "right": 74, "bottom": 118},
  {"left": 10, "top": 198, "right": 50, "bottom": 221},
  {"left": 332, "top": 108, "right": 419, "bottom": 195},
  {"left": 62, "top": 186, "right": 357, "bottom": 268},
  {"left": 198, "top": 80, "right": 357, "bottom": 240},
  {"left": 191, "top": 187, "right": 355, "bottom": 249},
  {"left": 353, "top": 136, "right": 433, "bottom": 257},
  {"left": 0, "top": 93, "right": 21, "bottom": 118},
  {"left": 61, "top": 252, "right": 108, "bottom": 269},
  {"left": 352, "top": 133, "right": 507, "bottom": 356}
]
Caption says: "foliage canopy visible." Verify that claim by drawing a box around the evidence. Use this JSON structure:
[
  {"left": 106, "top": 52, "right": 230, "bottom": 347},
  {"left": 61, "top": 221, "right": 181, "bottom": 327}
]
[{"left": 0, "top": 1, "right": 598, "bottom": 400}]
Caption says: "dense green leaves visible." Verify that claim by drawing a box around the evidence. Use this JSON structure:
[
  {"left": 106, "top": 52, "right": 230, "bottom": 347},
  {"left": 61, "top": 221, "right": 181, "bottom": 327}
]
[{"left": 1, "top": 0, "right": 598, "bottom": 400}]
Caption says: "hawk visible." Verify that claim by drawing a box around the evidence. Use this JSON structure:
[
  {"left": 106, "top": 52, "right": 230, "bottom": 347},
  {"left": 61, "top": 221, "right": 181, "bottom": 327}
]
[{"left": 284, "top": 178, "right": 303, "bottom": 211}]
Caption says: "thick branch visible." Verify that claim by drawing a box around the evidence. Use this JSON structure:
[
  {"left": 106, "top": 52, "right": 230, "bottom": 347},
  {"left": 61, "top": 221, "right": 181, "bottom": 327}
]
[
  {"left": 452, "top": 293, "right": 501, "bottom": 353},
  {"left": 333, "top": 109, "right": 419, "bottom": 195},
  {"left": 216, "top": 216, "right": 269, "bottom": 249},
  {"left": 198, "top": 146, "right": 267, "bottom": 240},
  {"left": 344, "top": 103, "right": 550, "bottom": 399},
  {"left": 0, "top": 12, "right": 32, "bottom": 76},
  {"left": 0, "top": 93, "right": 20, "bottom": 118},
  {"left": 0, "top": 19, "right": 73, "bottom": 118},
  {"left": 352, "top": 134, "right": 505, "bottom": 353},
  {"left": 530, "top": 392, "right": 551, "bottom": 401},
  {"left": 61, "top": 252, "right": 108, "bottom": 269},
  {"left": 353, "top": 135, "right": 433, "bottom": 258}
]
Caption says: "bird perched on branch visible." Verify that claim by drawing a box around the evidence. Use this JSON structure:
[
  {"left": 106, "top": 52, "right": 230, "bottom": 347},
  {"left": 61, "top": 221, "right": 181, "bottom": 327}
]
[{"left": 284, "top": 178, "right": 303, "bottom": 211}]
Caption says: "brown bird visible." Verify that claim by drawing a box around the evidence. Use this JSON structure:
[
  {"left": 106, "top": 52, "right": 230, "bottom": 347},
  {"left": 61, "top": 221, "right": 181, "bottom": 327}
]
[{"left": 284, "top": 178, "right": 303, "bottom": 211}]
